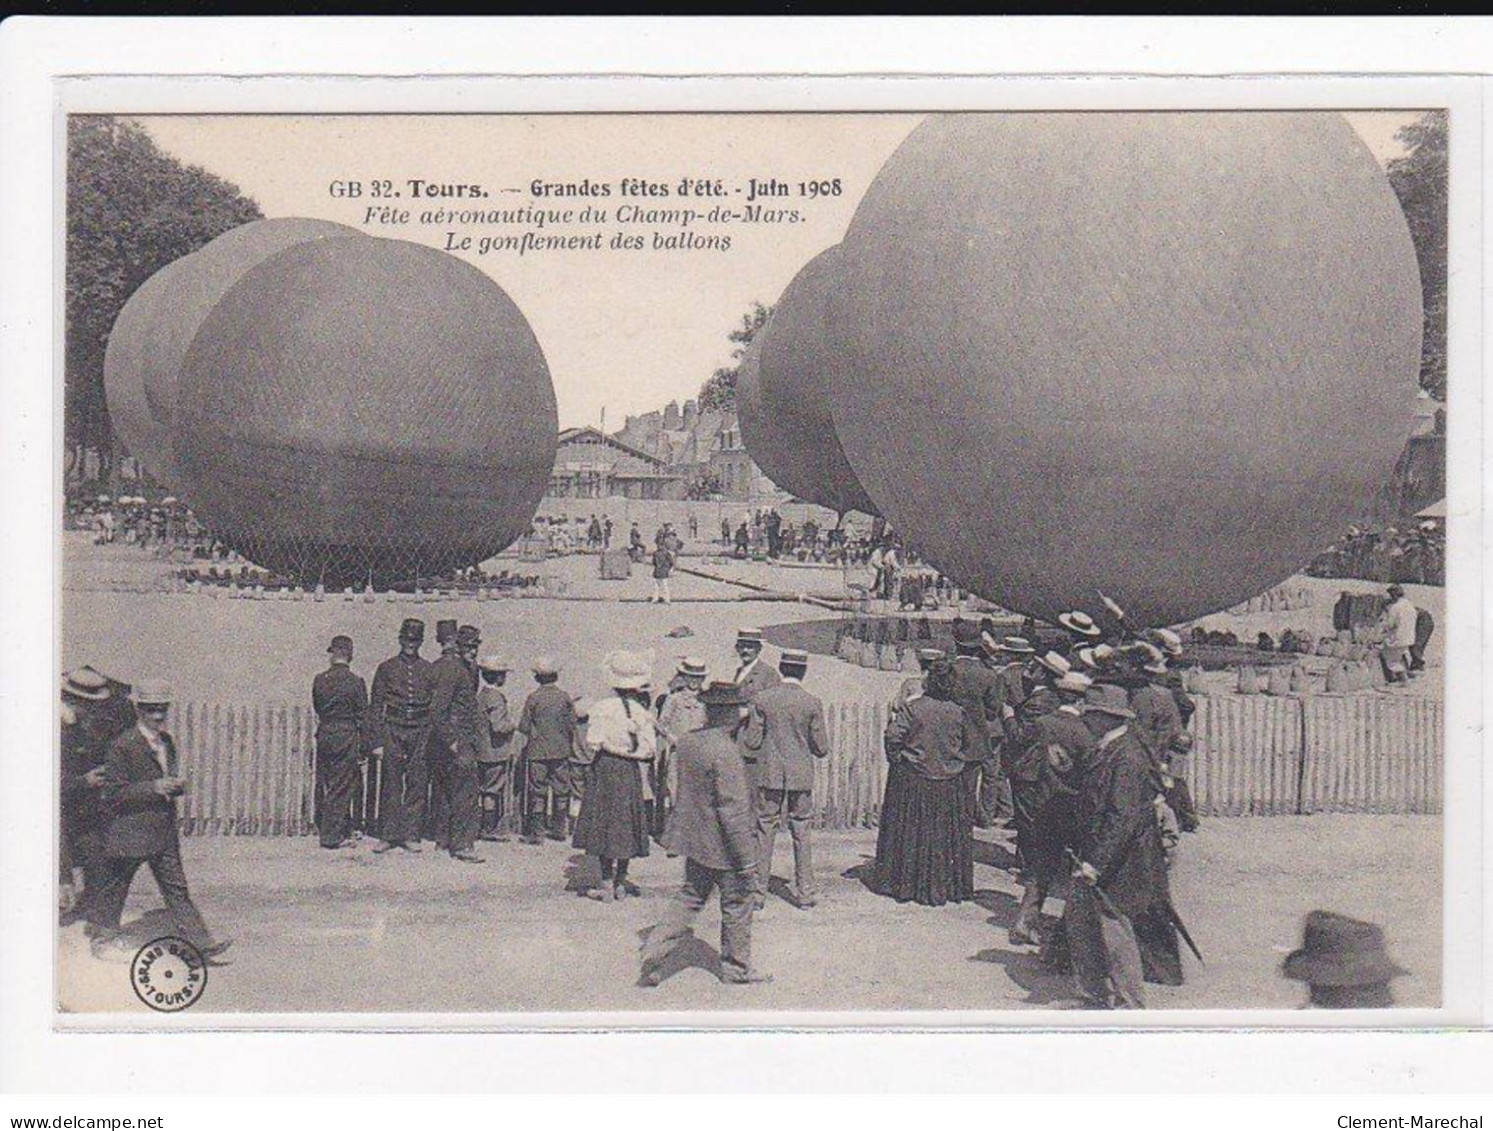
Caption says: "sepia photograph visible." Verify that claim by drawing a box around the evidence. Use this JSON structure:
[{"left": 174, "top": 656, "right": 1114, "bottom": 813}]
[{"left": 50, "top": 102, "right": 1455, "bottom": 1022}]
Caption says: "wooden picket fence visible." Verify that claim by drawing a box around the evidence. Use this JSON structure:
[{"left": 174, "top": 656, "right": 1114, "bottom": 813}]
[{"left": 165, "top": 692, "right": 1442, "bottom": 836}]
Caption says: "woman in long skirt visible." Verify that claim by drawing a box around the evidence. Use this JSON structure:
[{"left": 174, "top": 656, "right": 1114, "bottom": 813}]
[
  {"left": 874, "top": 658, "right": 977, "bottom": 906},
  {"left": 573, "top": 650, "right": 656, "bottom": 901}
]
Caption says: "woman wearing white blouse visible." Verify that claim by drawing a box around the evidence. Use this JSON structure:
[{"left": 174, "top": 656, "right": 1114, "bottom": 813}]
[{"left": 572, "top": 650, "right": 657, "bottom": 901}]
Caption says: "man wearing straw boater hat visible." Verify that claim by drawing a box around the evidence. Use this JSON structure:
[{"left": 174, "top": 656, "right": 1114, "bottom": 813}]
[
  {"left": 731, "top": 627, "right": 780, "bottom": 701},
  {"left": 517, "top": 656, "right": 582, "bottom": 844},
  {"left": 1282, "top": 910, "right": 1407, "bottom": 1008},
  {"left": 312, "top": 634, "right": 369, "bottom": 850},
  {"left": 368, "top": 618, "right": 436, "bottom": 854},
  {"left": 1059, "top": 610, "right": 1104, "bottom": 651},
  {"left": 1006, "top": 668, "right": 1096, "bottom": 948},
  {"left": 90, "top": 680, "right": 231, "bottom": 961},
  {"left": 641, "top": 681, "right": 770, "bottom": 987},
  {"left": 1064, "top": 683, "right": 1174, "bottom": 1008},
  {"left": 655, "top": 656, "right": 709, "bottom": 837},
  {"left": 60, "top": 667, "right": 124, "bottom": 928},
  {"left": 742, "top": 648, "right": 828, "bottom": 910}
]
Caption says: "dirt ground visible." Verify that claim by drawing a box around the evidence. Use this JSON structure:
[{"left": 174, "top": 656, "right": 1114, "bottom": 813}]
[{"left": 56, "top": 814, "right": 1440, "bottom": 1017}]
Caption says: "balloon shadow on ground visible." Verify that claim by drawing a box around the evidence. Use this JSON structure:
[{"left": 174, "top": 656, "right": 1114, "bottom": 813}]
[
  {"left": 631, "top": 926, "right": 721, "bottom": 987},
  {"left": 969, "top": 943, "right": 1076, "bottom": 1006}
]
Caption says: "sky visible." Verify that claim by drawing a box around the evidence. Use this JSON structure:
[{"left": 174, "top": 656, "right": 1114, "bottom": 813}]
[{"left": 135, "top": 111, "right": 1421, "bottom": 430}]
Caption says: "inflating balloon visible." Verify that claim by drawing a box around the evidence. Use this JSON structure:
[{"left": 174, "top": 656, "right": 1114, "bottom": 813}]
[
  {"left": 139, "top": 218, "right": 362, "bottom": 453},
  {"left": 830, "top": 112, "right": 1422, "bottom": 626},
  {"left": 102, "top": 260, "right": 182, "bottom": 484},
  {"left": 175, "top": 234, "right": 557, "bottom": 585},
  {"left": 738, "top": 245, "right": 878, "bottom": 517}
]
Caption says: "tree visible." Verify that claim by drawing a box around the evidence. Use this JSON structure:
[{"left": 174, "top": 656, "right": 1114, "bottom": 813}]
[
  {"left": 1387, "top": 110, "right": 1447, "bottom": 401},
  {"left": 66, "top": 116, "right": 263, "bottom": 464},
  {"left": 697, "top": 301, "right": 773, "bottom": 412}
]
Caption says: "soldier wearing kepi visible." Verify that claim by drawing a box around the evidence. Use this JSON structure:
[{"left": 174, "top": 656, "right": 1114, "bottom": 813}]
[
  {"left": 312, "top": 634, "right": 368, "bottom": 849},
  {"left": 429, "top": 624, "right": 486, "bottom": 863},
  {"left": 742, "top": 648, "right": 829, "bottom": 910},
  {"left": 368, "top": 618, "right": 436, "bottom": 854},
  {"left": 640, "top": 682, "right": 770, "bottom": 987}
]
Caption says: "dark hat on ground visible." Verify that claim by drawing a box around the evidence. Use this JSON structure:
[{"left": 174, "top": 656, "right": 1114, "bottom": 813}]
[
  {"left": 399, "top": 618, "right": 425, "bottom": 641},
  {"left": 456, "top": 624, "right": 481, "bottom": 648},
  {"left": 436, "top": 619, "right": 459, "bottom": 644},
  {"left": 699, "top": 681, "right": 749, "bottom": 708},
  {"left": 327, "top": 634, "right": 354, "bottom": 656},
  {"left": 1283, "top": 911, "right": 1408, "bottom": 988},
  {"left": 62, "top": 666, "right": 111, "bottom": 701},
  {"left": 1081, "top": 683, "right": 1135, "bottom": 719},
  {"left": 1059, "top": 610, "right": 1103, "bottom": 638}
]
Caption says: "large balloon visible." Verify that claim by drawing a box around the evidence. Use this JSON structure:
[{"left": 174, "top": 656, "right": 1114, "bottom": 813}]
[
  {"left": 738, "top": 245, "right": 878, "bottom": 516},
  {"left": 139, "top": 218, "right": 362, "bottom": 465},
  {"left": 102, "top": 260, "right": 182, "bottom": 483},
  {"left": 829, "top": 112, "right": 1422, "bottom": 626},
  {"left": 175, "top": 234, "right": 557, "bottom": 585}
]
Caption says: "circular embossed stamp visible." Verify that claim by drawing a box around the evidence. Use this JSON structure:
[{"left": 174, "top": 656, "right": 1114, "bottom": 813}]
[{"left": 131, "top": 936, "right": 207, "bottom": 1012}]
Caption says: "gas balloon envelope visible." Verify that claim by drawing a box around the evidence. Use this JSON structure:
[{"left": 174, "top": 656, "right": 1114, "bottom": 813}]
[
  {"left": 829, "top": 112, "right": 1422, "bottom": 626},
  {"left": 174, "top": 234, "right": 557, "bottom": 585},
  {"left": 102, "top": 260, "right": 182, "bottom": 484},
  {"left": 738, "top": 245, "right": 879, "bottom": 517}
]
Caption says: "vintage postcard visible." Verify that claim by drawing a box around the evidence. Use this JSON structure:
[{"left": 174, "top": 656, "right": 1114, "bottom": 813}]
[{"left": 41, "top": 78, "right": 1480, "bottom": 1030}]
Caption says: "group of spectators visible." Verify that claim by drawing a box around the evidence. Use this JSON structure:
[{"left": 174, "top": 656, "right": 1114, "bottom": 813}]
[{"left": 1309, "top": 521, "right": 1445, "bottom": 586}]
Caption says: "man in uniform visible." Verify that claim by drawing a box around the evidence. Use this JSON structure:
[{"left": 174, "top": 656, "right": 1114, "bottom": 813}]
[
  {"left": 1007, "top": 669, "right": 1095, "bottom": 946},
  {"left": 368, "top": 618, "right": 435, "bottom": 854},
  {"left": 949, "top": 619, "right": 1006, "bottom": 828},
  {"left": 429, "top": 624, "right": 485, "bottom": 863},
  {"left": 640, "top": 682, "right": 770, "bottom": 987},
  {"left": 311, "top": 634, "right": 368, "bottom": 849},
  {"left": 1066, "top": 684, "right": 1176, "bottom": 1009},
  {"left": 517, "top": 657, "right": 581, "bottom": 844},
  {"left": 92, "top": 680, "right": 231, "bottom": 961},
  {"left": 742, "top": 649, "right": 829, "bottom": 910},
  {"left": 731, "top": 627, "right": 781, "bottom": 700},
  {"left": 476, "top": 655, "right": 517, "bottom": 842}
]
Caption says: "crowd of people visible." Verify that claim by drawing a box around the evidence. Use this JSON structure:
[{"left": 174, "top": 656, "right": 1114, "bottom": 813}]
[{"left": 1308, "top": 520, "right": 1445, "bottom": 586}]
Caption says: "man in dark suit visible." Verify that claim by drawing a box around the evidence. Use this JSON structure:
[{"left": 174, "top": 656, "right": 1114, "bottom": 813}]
[
  {"left": 59, "top": 667, "right": 123, "bottom": 928},
  {"left": 1066, "top": 684, "right": 1176, "bottom": 1009},
  {"left": 641, "top": 682, "right": 769, "bottom": 986},
  {"left": 742, "top": 649, "right": 828, "bottom": 909},
  {"left": 368, "top": 618, "right": 435, "bottom": 853},
  {"left": 949, "top": 619, "right": 1006, "bottom": 828},
  {"left": 428, "top": 624, "right": 486, "bottom": 862},
  {"left": 731, "top": 628, "right": 781, "bottom": 700},
  {"left": 517, "top": 657, "right": 581, "bottom": 844},
  {"left": 312, "top": 634, "right": 368, "bottom": 849},
  {"left": 91, "top": 681, "right": 230, "bottom": 960}
]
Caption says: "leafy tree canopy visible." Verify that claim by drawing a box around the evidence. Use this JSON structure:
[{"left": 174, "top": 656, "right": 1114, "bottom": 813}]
[
  {"left": 697, "top": 301, "right": 772, "bottom": 412},
  {"left": 66, "top": 116, "right": 263, "bottom": 456},
  {"left": 1387, "top": 109, "right": 1447, "bottom": 402}
]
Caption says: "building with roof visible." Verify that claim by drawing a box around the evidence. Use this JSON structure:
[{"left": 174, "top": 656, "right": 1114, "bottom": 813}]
[{"left": 548, "top": 427, "right": 684, "bottom": 500}]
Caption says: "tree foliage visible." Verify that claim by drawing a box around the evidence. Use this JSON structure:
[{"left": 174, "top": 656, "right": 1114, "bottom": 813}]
[
  {"left": 66, "top": 116, "right": 263, "bottom": 456},
  {"left": 1387, "top": 110, "right": 1448, "bottom": 401},
  {"left": 697, "top": 301, "right": 773, "bottom": 412}
]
